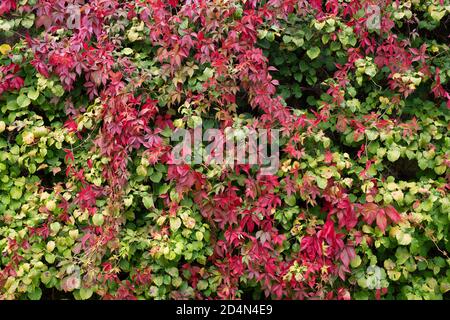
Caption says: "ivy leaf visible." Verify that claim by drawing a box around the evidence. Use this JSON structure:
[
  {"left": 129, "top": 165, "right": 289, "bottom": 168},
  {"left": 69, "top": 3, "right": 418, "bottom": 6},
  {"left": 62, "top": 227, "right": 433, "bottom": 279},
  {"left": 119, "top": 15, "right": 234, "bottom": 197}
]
[
  {"left": 361, "top": 202, "right": 378, "bottom": 225},
  {"left": 396, "top": 231, "right": 412, "bottom": 245},
  {"left": 430, "top": 10, "right": 446, "bottom": 22},
  {"left": 340, "top": 246, "right": 356, "bottom": 268},
  {"left": 92, "top": 213, "right": 104, "bottom": 226},
  {"left": 385, "top": 205, "right": 401, "bottom": 223},
  {"left": 51, "top": 85, "right": 64, "bottom": 97},
  {"left": 50, "top": 222, "right": 61, "bottom": 234},
  {"left": 10, "top": 186, "right": 23, "bottom": 200},
  {"left": 376, "top": 210, "right": 388, "bottom": 233},
  {"left": 387, "top": 148, "right": 400, "bottom": 162},
  {"left": 306, "top": 47, "right": 321, "bottom": 60},
  {"left": 0, "top": 43, "right": 11, "bottom": 55},
  {"left": 365, "top": 65, "right": 377, "bottom": 77},
  {"left": 197, "top": 280, "right": 208, "bottom": 290},
  {"left": 350, "top": 255, "right": 362, "bottom": 268},
  {"left": 316, "top": 176, "right": 328, "bottom": 189},
  {"left": 158, "top": 183, "right": 170, "bottom": 195},
  {"left": 21, "top": 17, "right": 35, "bottom": 29},
  {"left": 143, "top": 196, "right": 154, "bottom": 209},
  {"left": 195, "top": 231, "right": 204, "bottom": 241},
  {"left": 170, "top": 217, "right": 181, "bottom": 232},
  {"left": 282, "top": 35, "right": 292, "bottom": 43},
  {"left": 418, "top": 158, "right": 428, "bottom": 170},
  {"left": 395, "top": 247, "right": 410, "bottom": 264},
  {"left": 292, "top": 37, "right": 304, "bottom": 47},
  {"left": 150, "top": 171, "right": 163, "bottom": 183},
  {"left": 167, "top": 267, "right": 178, "bottom": 277},
  {"left": 28, "top": 287, "right": 42, "bottom": 300},
  {"left": 28, "top": 88, "right": 40, "bottom": 100},
  {"left": 122, "top": 48, "right": 133, "bottom": 55},
  {"left": 79, "top": 287, "right": 94, "bottom": 300},
  {"left": 257, "top": 29, "right": 268, "bottom": 39},
  {"left": 285, "top": 194, "right": 297, "bottom": 206},
  {"left": 17, "top": 94, "right": 31, "bottom": 108}
]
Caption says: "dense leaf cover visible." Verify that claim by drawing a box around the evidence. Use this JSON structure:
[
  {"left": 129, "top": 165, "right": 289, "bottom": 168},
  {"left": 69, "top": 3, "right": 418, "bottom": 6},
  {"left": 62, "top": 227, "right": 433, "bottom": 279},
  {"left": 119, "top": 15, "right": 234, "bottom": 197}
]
[{"left": 0, "top": 0, "right": 449, "bottom": 300}]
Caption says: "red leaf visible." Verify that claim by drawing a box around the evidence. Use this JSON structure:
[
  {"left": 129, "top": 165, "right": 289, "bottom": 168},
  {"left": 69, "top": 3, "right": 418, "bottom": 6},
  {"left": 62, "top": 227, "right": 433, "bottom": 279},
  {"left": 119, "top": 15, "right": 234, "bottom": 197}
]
[
  {"left": 376, "top": 209, "right": 388, "bottom": 233},
  {"left": 385, "top": 205, "right": 401, "bottom": 223}
]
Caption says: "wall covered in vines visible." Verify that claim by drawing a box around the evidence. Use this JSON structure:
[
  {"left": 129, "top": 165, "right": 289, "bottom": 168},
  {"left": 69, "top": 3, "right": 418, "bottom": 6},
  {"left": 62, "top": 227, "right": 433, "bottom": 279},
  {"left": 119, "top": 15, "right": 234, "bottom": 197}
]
[{"left": 0, "top": 0, "right": 449, "bottom": 300}]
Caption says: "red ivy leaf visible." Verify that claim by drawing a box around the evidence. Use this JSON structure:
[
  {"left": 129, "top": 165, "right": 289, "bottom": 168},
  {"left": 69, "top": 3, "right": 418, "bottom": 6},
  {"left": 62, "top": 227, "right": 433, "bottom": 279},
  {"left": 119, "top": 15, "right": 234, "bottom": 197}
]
[{"left": 385, "top": 205, "right": 401, "bottom": 223}]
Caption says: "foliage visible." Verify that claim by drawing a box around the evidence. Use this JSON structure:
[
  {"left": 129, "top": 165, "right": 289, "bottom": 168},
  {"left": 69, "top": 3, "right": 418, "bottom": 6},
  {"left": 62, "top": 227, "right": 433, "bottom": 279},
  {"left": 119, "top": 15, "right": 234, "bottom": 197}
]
[{"left": 0, "top": 0, "right": 449, "bottom": 300}]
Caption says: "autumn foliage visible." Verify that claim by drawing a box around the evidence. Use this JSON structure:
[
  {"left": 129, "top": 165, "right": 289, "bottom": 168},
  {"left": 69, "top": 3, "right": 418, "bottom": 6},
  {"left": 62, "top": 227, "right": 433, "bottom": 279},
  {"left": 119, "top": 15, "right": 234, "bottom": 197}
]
[{"left": 0, "top": 0, "right": 449, "bottom": 300}]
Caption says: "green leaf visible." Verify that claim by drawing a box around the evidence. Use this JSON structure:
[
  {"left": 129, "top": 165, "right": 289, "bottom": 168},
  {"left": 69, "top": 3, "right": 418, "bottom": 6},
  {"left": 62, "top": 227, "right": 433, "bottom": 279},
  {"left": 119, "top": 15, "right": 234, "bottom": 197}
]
[
  {"left": 282, "top": 35, "right": 292, "bottom": 43},
  {"left": 285, "top": 195, "right": 297, "bottom": 206},
  {"left": 153, "top": 276, "right": 163, "bottom": 286},
  {"left": 421, "top": 199, "right": 433, "bottom": 212},
  {"left": 353, "top": 291, "right": 369, "bottom": 300},
  {"left": 45, "top": 253, "right": 56, "bottom": 264},
  {"left": 27, "top": 89, "right": 40, "bottom": 100},
  {"left": 294, "top": 73, "right": 303, "bottom": 82},
  {"left": 21, "top": 17, "right": 35, "bottom": 29},
  {"left": 50, "top": 222, "right": 61, "bottom": 234},
  {"left": 160, "top": 126, "right": 172, "bottom": 138},
  {"left": 150, "top": 171, "right": 163, "bottom": 183},
  {"left": 434, "top": 165, "right": 446, "bottom": 175},
  {"left": 155, "top": 163, "right": 166, "bottom": 172},
  {"left": 387, "top": 148, "right": 401, "bottom": 162},
  {"left": 158, "top": 183, "right": 170, "bottom": 195},
  {"left": 292, "top": 37, "right": 304, "bottom": 47},
  {"left": 79, "top": 287, "right": 94, "bottom": 300},
  {"left": 201, "top": 67, "right": 214, "bottom": 80},
  {"left": 17, "top": 94, "right": 31, "bottom": 108},
  {"left": 366, "top": 130, "right": 379, "bottom": 141},
  {"left": 364, "top": 65, "right": 377, "bottom": 77},
  {"left": 306, "top": 47, "right": 320, "bottom": 60},
  {"left": 350, "top": 255, "right": 362, "bottom": 268},
  {"left": 122, "top": 48, "right": 133, "bottom": 55},
  {"left": 92, "top": 213, "right": 104, "bottom": 226},
  {"left": 314, "top": 20, "right": 326, "bottom": 30},
  {"left": 180, "top": 18, "right": 189, "bottom": 30},
  {"left": 51, "top": 85, "right": 64, "bottom": 97},
  {"left": 28, "top": 287, "right": 42, "bottom": 300},
  {"left": 41, "top": 272, "right": 52, "bottom": 285},
  {"left": 430, "top": 10, "right": 446, "bottom": 22},
  {"left": 357, "top": 277, "right": 368, "bottom": 288},
  {"left": 143, "top": 196, "right": 154, "bottom": 209},
  {"left": 10, "top": 186, "right": 23, "bottom": 200},
  {"left": 440, "top": 281, "right": 450, "bottom": 294},
  {"left": 197, "top": 280, "right": 208, "bottom": 290},
  {"left": 167, "top": 267, "right": 179, "bottom": 277},
  {"left": 136, "top": 165, "right": 147, "bottom": 176},
  {"left": 395, "top": 247, "right": 410, "bottom": 265},
  {"left": 316, "top": 176, "right": 328, "bottom": 189},
  {"left": 387, "top": 270, "right": 401, "bottom": 281}
]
